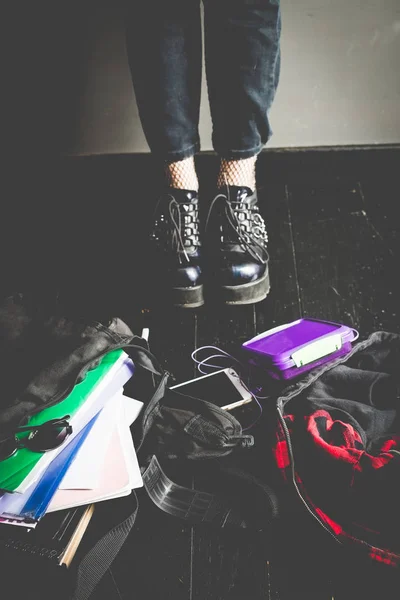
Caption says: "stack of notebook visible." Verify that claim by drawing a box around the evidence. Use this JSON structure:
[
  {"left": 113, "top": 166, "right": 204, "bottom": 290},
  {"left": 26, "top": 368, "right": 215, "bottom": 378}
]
[{"left": 0, "top": 348, "right": 143, "bottom": 568}]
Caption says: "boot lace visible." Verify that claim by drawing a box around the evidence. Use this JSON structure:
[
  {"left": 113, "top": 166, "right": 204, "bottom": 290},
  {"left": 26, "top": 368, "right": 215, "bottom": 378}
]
[
  {"left": 205, "top": 191, "right": 268, "bottom": 264},
  {"left": 151, "top": 193, "right": 201, "bottom": 264}
]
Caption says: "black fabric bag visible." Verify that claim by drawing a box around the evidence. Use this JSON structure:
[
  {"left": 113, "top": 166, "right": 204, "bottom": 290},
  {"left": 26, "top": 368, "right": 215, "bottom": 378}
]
[
  {"left": 0, "top": 292, "right": 279, "bottom": 599},
  {"left": 67, "top": 343, "right": 279, "bottom": 600},
  {"left": 274, "top": 330, "right": 400, "bottom": 567},
  {"left": 0, "top": 292, "right": 134, "bottom": 440},
  {"left": 131, "top": 364, "right": 280, "bottom": 530}
]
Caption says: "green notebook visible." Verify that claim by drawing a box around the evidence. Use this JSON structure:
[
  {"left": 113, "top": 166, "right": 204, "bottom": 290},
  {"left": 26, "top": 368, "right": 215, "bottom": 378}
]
[{"left": 0, "top": 349, "right": 128, "bottom": 493}]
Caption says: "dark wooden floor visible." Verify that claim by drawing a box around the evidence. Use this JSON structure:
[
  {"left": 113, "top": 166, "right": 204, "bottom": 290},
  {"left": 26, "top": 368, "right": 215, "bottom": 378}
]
[{"left": 7, "top": 147, "right": 400, "bottom": 599}]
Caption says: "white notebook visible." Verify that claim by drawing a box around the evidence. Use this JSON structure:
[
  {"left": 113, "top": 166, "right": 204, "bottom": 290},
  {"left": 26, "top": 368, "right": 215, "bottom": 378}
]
[
  {"left": 47, "top": 393, "right": 143, "bottom": 512},
  {"left": 15, "top": 352, "right": 134, "bottom": 494}
]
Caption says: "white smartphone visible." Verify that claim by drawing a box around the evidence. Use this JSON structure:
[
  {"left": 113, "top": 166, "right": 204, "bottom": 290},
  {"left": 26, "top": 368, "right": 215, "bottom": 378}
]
[{"left": 170, "top": 368, "right": 253, "bottom": 411}]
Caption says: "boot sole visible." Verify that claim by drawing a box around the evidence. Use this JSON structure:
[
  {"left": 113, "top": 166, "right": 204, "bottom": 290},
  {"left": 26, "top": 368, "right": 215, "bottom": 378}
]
[
  {"left": 171, "top": 284, "right": 204, "bottom": 308},
  {"left": 216, "top": 270, "right": 270, "bottom": 306}
]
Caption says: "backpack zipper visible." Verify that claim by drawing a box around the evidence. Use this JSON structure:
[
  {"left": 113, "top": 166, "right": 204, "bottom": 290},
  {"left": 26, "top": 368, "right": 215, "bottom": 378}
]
[{"left": 277, "top": 407, "right": 342, "bottom": 546}]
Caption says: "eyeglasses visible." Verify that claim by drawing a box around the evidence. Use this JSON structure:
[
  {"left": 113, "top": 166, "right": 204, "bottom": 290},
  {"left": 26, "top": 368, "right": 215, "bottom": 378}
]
[{"left": 0, "top": 415, "right": 72, "bottom": 460}]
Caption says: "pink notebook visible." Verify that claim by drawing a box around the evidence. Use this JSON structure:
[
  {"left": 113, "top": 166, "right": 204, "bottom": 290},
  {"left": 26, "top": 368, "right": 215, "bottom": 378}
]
[
  {"left": 47, "top": 396, "right": 143, "bottom": 512},
  {"left": 49, "top": 430, "right": 132, "bottom": 511}
]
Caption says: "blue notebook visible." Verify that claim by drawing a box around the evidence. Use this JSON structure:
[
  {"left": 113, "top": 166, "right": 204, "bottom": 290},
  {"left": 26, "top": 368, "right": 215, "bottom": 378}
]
[
  {"left": 0, "top": 413, "right": 99, "bottom": 523},
  {"left": 0, "top": 351, "right": 134, "bottom": 494}
]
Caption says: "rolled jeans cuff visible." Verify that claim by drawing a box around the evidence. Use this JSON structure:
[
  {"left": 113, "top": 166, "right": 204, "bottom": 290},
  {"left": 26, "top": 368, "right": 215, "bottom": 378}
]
[{"left": 159, "top": 141, "right": 201, "bottom": 164}]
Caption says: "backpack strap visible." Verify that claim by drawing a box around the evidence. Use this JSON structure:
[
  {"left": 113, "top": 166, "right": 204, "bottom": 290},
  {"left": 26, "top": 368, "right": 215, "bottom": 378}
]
[
  {"left": 70, "top": 493, "right": 139, "bottom": 600},
  {"left": 142, "top": 455, "right": 246, "bottom": 527},
  {"left": 142, "top": 455, "right": 279, "bottom": 530}
]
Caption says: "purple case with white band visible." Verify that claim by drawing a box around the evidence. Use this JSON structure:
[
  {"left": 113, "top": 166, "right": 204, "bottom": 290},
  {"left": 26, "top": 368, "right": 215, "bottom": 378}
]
[{"left": 242, "top": 318, "right": 358, "bottom": 380}]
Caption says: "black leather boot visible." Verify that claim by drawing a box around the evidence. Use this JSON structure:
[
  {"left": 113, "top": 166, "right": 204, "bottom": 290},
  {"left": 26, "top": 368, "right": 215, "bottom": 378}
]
[
  {"left": 205, "top": 186, "right": 270, "bottom": 305},
  {"left": 150, "top": 188, "right": 203, "bottom": 308}
]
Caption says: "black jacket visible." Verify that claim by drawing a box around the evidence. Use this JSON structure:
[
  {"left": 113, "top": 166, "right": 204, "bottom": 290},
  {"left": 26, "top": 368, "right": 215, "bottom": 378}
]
[{"left": 275, "top": 330, "right": 400, "bottom": 566}]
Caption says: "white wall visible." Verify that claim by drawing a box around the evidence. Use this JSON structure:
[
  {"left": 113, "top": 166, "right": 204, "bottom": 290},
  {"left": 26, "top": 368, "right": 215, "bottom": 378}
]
[{"left": 68, "top": 0, "right": 400, "bottom": 155}]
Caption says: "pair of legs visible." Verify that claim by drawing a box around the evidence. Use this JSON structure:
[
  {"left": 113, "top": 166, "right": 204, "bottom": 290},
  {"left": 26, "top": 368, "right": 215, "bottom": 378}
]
[{"left": 125, "top": 0, "right": 282, "bottom": 307}]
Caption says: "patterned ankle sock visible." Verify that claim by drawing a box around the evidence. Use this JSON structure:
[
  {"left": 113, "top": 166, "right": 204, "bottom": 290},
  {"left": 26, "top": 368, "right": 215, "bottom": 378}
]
[
  {"left": 164, "top": 156, "right": 199, "bottom": 191},
  {"left": 217, "top": 156, "right": 257, "bottom": 192}
]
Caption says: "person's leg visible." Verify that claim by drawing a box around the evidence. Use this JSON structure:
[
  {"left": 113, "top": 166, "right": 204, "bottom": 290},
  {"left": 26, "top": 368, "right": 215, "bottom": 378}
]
[
  {"left": 203, "top": 0, "right": 281, "bottom": 304},
  {"left": 125, "top": 0, "right": 202, "bottom": 167},
  {"left": 125, "top": 0, "right": 204, "bottom": 307},
  {"left": 203, "top": 0, "right": 281, "bottom": 170}
]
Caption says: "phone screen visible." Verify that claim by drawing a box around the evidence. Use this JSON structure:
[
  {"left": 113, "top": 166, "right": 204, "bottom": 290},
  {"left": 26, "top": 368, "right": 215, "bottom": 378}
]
[{"left": 172, "top": 370, "right": 247, "bottom": 408}]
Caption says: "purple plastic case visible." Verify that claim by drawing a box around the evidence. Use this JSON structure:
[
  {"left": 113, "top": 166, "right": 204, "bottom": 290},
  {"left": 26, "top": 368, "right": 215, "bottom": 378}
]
[{"left": 242, "top": 318, "right": 358, "bottom": 380}]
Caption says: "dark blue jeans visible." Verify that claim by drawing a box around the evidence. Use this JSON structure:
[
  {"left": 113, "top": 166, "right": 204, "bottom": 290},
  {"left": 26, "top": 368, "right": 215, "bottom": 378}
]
[{"left": 125, "top": 0, "right": 281, "bottom": 162}]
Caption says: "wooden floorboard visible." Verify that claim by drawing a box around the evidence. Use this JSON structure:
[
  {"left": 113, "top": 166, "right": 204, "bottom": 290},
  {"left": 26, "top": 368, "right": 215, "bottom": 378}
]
[
  {"left": 359, "top": 177, "right": 400, "bottom": 257},
  {"left": 287, "top": 174, "right": 400, "bottom": 599},
  {"left": 289, "top": 188, "right": 400, "bottom": 337},
  {"left": 110, "top": 307, "right": 197, "bottom": 600},
  {"left": 255, "top": 180, "right": 301, "bottom": 330},
  {"left": 112, "top": 491, "right": 193, "bottom": 600},
  {"left": 5, "top": 148, "right": 400, "bottom": 600},
  {"left": 72, "top": 149, "right": 400, "bottom": 599},
  {"left": 192, "top": 302, "right": 259, "bottom": 600}
]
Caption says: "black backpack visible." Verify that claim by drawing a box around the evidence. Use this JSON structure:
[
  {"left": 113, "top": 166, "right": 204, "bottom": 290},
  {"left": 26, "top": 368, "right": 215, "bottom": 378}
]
[
  {"left": 0, "top": 292, "right": 279, "bottom": 599},
  {"left": 128, "top": 351, "right": 279, "bottom": 530}
]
